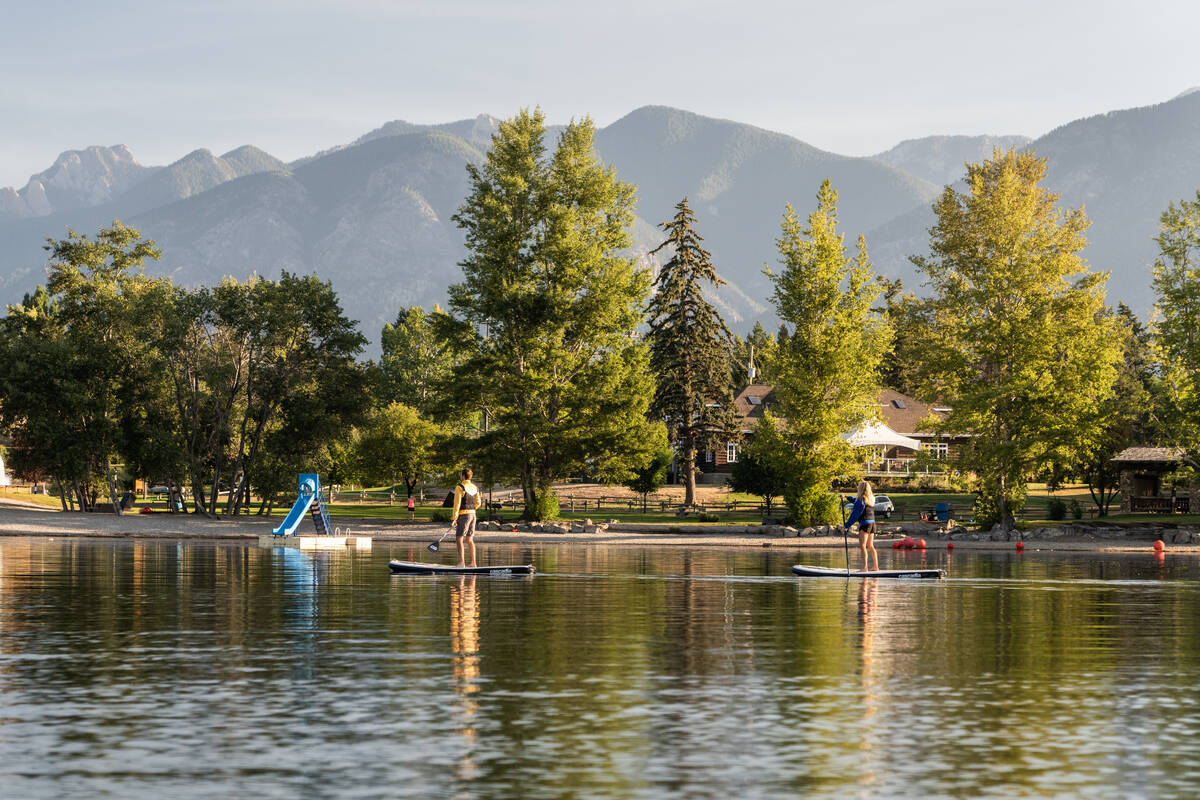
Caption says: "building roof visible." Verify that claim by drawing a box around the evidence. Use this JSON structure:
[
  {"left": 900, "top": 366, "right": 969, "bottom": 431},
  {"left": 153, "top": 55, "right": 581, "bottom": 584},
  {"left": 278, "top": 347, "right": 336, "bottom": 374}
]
[
  {"left": 731, "top": 384, "right": 778, "bottom": 432},
  {"left": 1111, "top": 446, "right": 1185, "bottom": 464},
  {"left": 876, "top": 389, "right": 949, "bottom": 436},
  {"left": 728, "top": 385, "right": 954, "bottom": 439}
]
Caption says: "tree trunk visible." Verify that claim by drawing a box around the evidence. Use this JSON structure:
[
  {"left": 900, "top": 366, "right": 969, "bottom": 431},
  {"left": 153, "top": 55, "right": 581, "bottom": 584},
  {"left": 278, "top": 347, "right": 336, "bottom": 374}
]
[
  {"left": 104, "top": 468, "right": 123, "bottom": 516},
  {"left": 55, "top": 478, "right": 69, "bottom": 511},
  {"left": 684, "top": 440, "right": 697, "bottom": 508},
  {"left": 997, "top": 473, "right": 1015, "bottom": 529}
]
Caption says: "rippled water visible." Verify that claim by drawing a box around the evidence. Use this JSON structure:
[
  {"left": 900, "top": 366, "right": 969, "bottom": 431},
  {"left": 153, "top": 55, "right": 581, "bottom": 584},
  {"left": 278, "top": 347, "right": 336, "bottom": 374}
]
[{"left": 2, "top": 538, "right": 1200, "bottom": 799}]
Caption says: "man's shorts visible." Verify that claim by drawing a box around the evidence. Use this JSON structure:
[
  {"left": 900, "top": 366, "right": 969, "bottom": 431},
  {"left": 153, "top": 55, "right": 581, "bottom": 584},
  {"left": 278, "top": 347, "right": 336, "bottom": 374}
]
[{"left": 455, "top": 512, "right": 476, "bottom": 538}]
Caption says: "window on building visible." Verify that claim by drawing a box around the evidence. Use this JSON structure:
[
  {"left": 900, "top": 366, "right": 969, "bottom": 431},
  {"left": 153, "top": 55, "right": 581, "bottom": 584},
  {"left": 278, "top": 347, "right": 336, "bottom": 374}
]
[
  {"left": 727, "top": 441, "right": 737, "bottom": 463},
  {"left": 928, "top": 442, "right": 949, "bottom": 458},
  {"left": 705, "top": 450, "right": 714, "bottom": 462},
  {"left": 748, "top": 396, "right": 761, "bottom": 405}
]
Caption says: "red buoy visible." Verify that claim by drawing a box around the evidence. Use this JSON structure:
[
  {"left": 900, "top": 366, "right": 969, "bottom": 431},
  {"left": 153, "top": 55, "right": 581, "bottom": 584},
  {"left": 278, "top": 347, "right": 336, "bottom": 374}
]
[
  {"left": 1154, "top": 539, "right": 1165, "bottom": 552},
  {"left": 902, "top": 536, "right": 914, "bottom": 549},
  {"left": 946, "top": 541, "right": 954, "bottom": 550},
  {"left": 1015, "top": 541, "right": 1025, "bottom": 551},
  {"left": 892, "top": 541, "right": 901, "bottom": 549}
]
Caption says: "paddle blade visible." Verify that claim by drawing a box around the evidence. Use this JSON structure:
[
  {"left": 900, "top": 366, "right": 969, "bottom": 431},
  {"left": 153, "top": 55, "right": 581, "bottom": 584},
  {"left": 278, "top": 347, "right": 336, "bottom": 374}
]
[{"left": 427, "top": 542, "right": 439, "bottom": 552}]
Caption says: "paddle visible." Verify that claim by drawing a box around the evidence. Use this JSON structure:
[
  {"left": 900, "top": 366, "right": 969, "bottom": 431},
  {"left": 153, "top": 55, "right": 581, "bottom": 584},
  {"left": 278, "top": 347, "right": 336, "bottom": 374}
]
[
  {"left": 841, "top": 493, "right": 850, "bottom": 577},
  {"left": 428, "top": 526, "right": 453, "bottom": 552}
]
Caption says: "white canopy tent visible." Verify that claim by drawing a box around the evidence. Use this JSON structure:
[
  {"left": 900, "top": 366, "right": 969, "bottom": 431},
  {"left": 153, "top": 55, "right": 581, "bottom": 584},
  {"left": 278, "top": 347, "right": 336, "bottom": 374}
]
[{"left": 844, "top": 421, "right": 921, "bottom": 451}]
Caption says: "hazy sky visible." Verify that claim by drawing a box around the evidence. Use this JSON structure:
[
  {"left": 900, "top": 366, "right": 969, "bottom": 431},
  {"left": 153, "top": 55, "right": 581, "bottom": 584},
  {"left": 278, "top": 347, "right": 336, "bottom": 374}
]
[{"left": 3, "top": 0, "right": 1197, "bottom": 188}]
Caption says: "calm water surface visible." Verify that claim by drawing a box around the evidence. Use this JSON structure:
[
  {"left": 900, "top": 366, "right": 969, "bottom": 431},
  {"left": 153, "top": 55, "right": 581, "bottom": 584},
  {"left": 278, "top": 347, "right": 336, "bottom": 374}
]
[{"left": 2, "top": 537, "right": 1200, "bottom": 799}]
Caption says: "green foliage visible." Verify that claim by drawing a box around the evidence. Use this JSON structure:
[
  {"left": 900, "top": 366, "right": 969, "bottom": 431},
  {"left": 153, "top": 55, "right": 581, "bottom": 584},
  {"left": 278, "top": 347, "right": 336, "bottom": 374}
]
[
  {"left": 1076, "top": 304, "right": 1161, "bottom": 516},
  {"left": 645, "top": 197, "right": 738, "bottom": 505},
  {"left": 527, "top": 489, "right": 560, "bottom": 521},
  {"left": 731, "top": 322, "right": 778, "bottom": 387},
  {"left": 0, "top": 222, "right": 164, "bottom": 511},
  {"left": 1069, "top": 498, "right": 1083, "bottom": 519},
  {"left": 625, "top": 445, "right": 674, "bottom": 512},
  {"left": 909, "top": 149, "right": 1123, "bottom": 528},
  {"left": 378, "top": 305, "right": 466, "bottom": 416},
  {"left": 727, "top": 411, "right": 789, "bottom": 516},
  {"left": 787, "top": 485, "right": 841, "bottom": 528},
  {"left": 765, "top": 181, "right": 892, "bottom": 519},
  {"left": 1153, "top": 191, "right": 1200, "bottom": 453},
  {"left": 696, "top": 512, "right": 720, "bottom": 522},
  {"left": 430, "top": 508, "right": 453, "bottom": 523},
  {"left": 354, "top": 402, "right": 442, "bottom": 497},
  {"left": 1047, "top": 498, "right": 1067, "bottom": 520},
  {"left": 447, "top": 109, "right": 663, "bottom": 515}
]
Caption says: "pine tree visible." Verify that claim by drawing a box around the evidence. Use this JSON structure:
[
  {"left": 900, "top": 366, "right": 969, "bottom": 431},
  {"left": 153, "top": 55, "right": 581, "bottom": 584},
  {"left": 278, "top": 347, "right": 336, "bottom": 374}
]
[{"left": 645, "top": 198, "right": 737, "bottom": 507}]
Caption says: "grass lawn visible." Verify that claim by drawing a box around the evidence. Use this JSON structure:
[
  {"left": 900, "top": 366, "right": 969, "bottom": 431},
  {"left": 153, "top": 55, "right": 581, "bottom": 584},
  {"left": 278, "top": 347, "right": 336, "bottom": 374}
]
[
  {"left": 0, "top": 489, "right": 62, "bottom": 509},
  {"left": 23, "top": 482, "right": 1189, "bottom": 530}
]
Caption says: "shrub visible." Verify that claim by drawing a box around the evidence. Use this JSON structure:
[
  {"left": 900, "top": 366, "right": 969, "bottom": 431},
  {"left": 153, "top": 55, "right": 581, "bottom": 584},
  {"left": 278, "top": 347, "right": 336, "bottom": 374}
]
[
  {"left": 697, "top": 512, "right": 720, "bottom": 523},
  {"left": 1047, "top": 498, "right": 1067, "bottom": 520},
  {"left": 1068, "top": 499, "right": 1082, "bottom": 519},
  {"left": 526, "top": 489, "right": 560, "bottom": 521},
  {"left": 430, "top": 508, "right": 452, "bottom": 523},
  {"left": 785, "top": 486, "right": 840, "bottom": 527}
]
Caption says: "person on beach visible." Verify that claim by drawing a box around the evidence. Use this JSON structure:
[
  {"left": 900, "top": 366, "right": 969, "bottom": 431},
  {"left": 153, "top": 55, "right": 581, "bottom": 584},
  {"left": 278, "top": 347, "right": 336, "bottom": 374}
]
[
  {"left": 407, "top": 493, "right": 415, "bottom": 521},
  {"left": 843, "top": 480, "right": 879, "bottom": 572},
  {"left": 451, "top": 468, "right": 481, "bottom": 568}
]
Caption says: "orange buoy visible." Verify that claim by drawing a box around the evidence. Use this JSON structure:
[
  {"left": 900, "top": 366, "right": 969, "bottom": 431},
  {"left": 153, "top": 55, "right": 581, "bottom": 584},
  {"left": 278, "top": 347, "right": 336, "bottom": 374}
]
[
  {"left": 1154, "top": 539, "right": 1165, "bottom": 552},
  {"left": 1015, "top": 541, "right": 1025, "bottom": 551},
  {"left": 916, "top": 538, "right": 927, "bottom": 550}
]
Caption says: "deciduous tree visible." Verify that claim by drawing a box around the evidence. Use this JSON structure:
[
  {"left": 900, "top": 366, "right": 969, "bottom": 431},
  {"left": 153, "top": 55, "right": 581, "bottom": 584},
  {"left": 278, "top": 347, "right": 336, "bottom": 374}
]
[
  {"left": 767, "top": 181, "right": 892, "bottom": 525},
  {"left": 910, "top": 149, "right": 1122, "bottom": 528},
  {"left": 448, "top": 110, "right": 664, "bottom": 518}
]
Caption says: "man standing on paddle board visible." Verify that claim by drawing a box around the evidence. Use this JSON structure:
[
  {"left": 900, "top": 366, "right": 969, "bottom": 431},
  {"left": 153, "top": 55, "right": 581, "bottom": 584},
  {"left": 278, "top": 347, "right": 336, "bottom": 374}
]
[
  {"left": 843, "top": 480, "right": 879, "bottom": 572},
  {"left": 451, "top": 468, "right": 481, "bottom": 568}
]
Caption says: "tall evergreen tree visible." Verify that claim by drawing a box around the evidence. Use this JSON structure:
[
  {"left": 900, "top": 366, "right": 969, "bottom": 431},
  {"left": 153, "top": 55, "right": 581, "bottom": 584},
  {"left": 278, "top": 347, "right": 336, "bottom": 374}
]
[
  {"left": 910, "top": 149, "right": 1122, "bottom": 528},
  {"left": 448, "top": 109, "right": 664, "bottom": 518},
  {"left": 645, "top": 198, "right": 737, "bottom": 507},
  {"left": 768, "top": 181, "right": 892, "bottom": 525}
]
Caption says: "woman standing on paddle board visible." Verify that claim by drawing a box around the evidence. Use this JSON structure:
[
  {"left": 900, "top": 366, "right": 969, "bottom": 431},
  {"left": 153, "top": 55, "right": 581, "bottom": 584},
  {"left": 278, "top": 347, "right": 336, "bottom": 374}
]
[
  {"left": 844, "top": 480, "right": 879, "bottom": 572},
  {"left": 451, "top": 468, "right": 481, "bottom": 568}
]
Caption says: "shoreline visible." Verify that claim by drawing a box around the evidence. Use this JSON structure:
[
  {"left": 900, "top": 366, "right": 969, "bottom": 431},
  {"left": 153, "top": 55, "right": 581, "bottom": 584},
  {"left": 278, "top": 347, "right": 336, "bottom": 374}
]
[{"left": 0, "top": 505, "right": 1195, "bottom": 554}]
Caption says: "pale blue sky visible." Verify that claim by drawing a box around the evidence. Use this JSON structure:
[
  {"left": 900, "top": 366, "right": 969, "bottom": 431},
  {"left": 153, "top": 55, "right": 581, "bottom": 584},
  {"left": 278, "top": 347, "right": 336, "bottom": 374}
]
[{"left": 2, "top": 0, "right": 1197, "bottom": 187}]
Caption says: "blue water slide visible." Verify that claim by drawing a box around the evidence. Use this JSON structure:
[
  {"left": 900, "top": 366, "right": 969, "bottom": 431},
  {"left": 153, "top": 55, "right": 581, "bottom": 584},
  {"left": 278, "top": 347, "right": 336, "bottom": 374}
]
[{"left": 272, "top": 476, "right": 319, "bottom": 536}]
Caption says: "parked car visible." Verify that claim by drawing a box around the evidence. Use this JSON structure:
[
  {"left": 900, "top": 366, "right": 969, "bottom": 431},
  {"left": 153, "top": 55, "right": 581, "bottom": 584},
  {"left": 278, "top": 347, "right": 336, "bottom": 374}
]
[
  {"left": 842, "top": 494, "right": 895, "bottom": 519},
  {"left": 148, "top": 485, "right": 170, "bottom": 496}
]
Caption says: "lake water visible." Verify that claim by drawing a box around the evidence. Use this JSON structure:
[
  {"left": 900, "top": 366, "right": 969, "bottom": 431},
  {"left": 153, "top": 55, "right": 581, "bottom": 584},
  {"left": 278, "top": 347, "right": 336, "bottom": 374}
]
[{"left": 2, "top": 537, "right": 1200, "bottom": 799}]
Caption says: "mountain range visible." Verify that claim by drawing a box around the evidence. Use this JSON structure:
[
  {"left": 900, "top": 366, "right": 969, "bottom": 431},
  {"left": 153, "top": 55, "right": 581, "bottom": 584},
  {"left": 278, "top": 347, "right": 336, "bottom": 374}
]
[{"left": 3, "top": 93, "right": 1199, "bottom": 352}]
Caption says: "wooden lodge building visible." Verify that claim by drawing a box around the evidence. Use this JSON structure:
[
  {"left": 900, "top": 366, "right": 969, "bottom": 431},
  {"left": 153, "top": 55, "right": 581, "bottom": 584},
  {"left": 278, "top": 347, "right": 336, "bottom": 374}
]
[{"left": 697, "top": 385, "right": 967, "bottom": 481}]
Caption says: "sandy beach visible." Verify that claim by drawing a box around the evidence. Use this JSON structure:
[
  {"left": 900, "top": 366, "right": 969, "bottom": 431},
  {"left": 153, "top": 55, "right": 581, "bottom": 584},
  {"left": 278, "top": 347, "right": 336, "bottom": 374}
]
[{"left": 0, "top": 495, "right": 1193, "bottom": 553}]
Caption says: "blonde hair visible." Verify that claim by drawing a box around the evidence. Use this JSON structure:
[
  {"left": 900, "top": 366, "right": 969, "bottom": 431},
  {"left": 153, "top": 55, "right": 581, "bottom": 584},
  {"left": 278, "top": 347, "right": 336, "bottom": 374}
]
[{"left": 857, "top": 480, "right": 875, "bottom": 507}]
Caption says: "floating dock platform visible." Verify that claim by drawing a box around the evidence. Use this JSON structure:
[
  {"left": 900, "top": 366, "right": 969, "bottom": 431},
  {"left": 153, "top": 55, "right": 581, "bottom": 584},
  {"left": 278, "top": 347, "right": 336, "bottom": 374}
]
[{"left": 258, "top": 535, "right": 372, "bottom": 550}]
